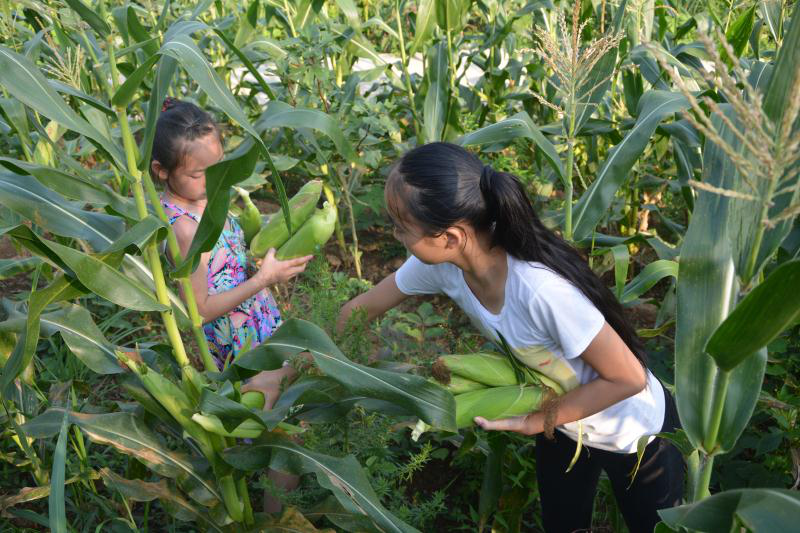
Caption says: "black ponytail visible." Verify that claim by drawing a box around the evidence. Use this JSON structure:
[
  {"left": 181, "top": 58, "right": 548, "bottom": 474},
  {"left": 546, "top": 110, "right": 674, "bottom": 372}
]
[
  {"left": 388, "top": 142, "right": 646, "bottom": 365},
  {"left": 150, "top": 97, "right": 218, "bottom": 178}
]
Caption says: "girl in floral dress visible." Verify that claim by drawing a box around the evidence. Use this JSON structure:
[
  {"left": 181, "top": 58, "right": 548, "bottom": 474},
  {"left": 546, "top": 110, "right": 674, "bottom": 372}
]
[
  {"left": 151, "top": 98, "right": 310, "bottom": 512},
  {"left": 150, "top": 98, "right": 312, "bottom": 406}
]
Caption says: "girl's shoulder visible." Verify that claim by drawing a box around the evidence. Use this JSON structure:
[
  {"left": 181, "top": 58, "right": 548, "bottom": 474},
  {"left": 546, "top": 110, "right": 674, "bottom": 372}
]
[{"left": 507, "top": 256, "right": 568, "bottom": 295}]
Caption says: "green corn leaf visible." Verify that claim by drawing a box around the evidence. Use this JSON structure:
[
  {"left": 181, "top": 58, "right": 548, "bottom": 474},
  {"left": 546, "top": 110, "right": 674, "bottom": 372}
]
[
  {"left": 752, "top": 7, "right": 800, "bottom": 273},
  {"left": 674, "top": 113, "right": 767, "bottom": 453},
  {"left": 38, "top": 304, "right": 121, "bottom": 375},
  {"left": 223, "top": 318, "right": 457, "bottom": 431},
  {"left": 705, "top": 260, "right": 800, "bottom": 371},
  {"left": 48, "top": 408, "right": 69, "bottom": 533},
  {"left": 0, "top": 210, "right": 184, "bottom": 321},
  {"left": 659, "top": 488, "right": 800, "bottom": 533},
  {"left": 213, "top": 28, "right": 276, "bottom": 101},
  {"left": 223, "top": 434, "right": 421, "bottom": 533},
  {"left": 571, "top": 0, "right": 628, "bottom": 133},
  {"left": 0, "top": 46, "right": 125, "bottom": 168},
  {"left": 0, "top": 257, "right": 42, "bottom": 279},
  {"left": 49, "top": 79, "right": 115, "bottom": 117},
  {"left": 102, "top": 216, "right": 168, "bottom": 255},
  {"left": 233, "top": 0, "right": 260, "bottom": 48},
  {"left": 726, "top": 5, "right": 757, "bottom": 57},
  {"left": 410, "top": 0, "right": 437, "bottom": 55},
  {"left": 423, "top": 42, "right": 448, "bottom": 143},
  {"left": 335, "top": 0, "right": 361, "bottom": 28},
  {"left": 458, "top": 112, "right": 565, "bottom": 185},
  {"left": 112, "top": 54, "right": 159, "bottom": 108},
  {"left": 621, "top": 259, "right": 678, "bottom": 304},
  {"left": 0, "top": 273, "right": 78, "bottom": 398},
  {"left": 0, "top": 157, "right": 138, "bottom": 220},
  {"left": 478, "top": 434, "right": 507, "bottom": 529},
  {"left": 293, "top": 0, "right": 324, "bottom": 30},
  {"left": 126, "top": 6, "right": 160, "bottom": 57},
  {"left": 22, "top": 409, "right": 220, "bottom": 500},
  {"left": 759, "top": 0, "right": 783, "bottom": 42},
  {"left": 138, "top": 55, "right": 177, "bottom": 171},
  {"left": 98, "top": 468, "right": 223, "bottom": 532},
  {"left": 572, "top": 91, "right": 689, "bottom": 241},
  {"left": 609, "top": 244, "right": 630, "bottom": 299},
  {"left": 7, "top": 226, "right": 167, "bottom": 313},
  {"left": 63, "top": 0, "right": 111, "bottom": 38},
  {"left": 42, "top": 239, "right": 167, "bottom": 312},
  {"left": 257, "top": 101, "right": 359, "bottom": 164},
  {"left": 172, "top": 140, "right": 260, "bottom": 278}
]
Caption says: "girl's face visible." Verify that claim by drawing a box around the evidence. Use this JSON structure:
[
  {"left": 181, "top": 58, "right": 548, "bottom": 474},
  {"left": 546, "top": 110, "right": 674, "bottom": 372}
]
[
  {"left": 153, "top": 133, "right": 223, "bottom": 202},
  {"left": 386, "top": 190, "right": 458, "bottom": 265}
]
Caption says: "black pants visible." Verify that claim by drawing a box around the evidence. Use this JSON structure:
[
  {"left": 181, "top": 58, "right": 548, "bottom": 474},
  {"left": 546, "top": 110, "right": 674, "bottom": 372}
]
[{"left": 534, "top": 386, "right": 684, "bottom": 533}]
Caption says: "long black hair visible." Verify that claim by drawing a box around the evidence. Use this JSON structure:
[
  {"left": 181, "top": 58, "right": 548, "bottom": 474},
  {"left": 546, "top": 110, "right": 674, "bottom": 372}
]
[
  {"left": 387, "top": 142, "right": 646, "bottom": 364},
  {"left": 150, "top": 97, "right": 218, "bottom": 178}
]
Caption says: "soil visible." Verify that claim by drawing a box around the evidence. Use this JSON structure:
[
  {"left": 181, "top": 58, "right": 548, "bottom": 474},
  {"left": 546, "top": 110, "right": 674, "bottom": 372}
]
[{"left": 0, "top": 236, "right": 33, "bottom": 298}]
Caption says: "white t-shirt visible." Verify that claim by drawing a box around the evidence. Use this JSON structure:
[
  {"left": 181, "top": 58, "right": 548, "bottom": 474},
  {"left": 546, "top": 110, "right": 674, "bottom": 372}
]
[{"left": 395, "top": 254, "right": 665, "bottom": 454}]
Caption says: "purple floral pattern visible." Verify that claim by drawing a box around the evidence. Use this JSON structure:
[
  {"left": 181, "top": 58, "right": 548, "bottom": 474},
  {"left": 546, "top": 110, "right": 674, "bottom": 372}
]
[{"left": 162, "top": 200, "right": 281, "bottom": 368}]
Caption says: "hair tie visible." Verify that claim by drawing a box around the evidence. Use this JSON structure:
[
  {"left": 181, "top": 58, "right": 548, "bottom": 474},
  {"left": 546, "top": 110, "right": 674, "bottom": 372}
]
[
  {"left": 161, "top": 97, "right": 178, "bottom": 112},
  {"left": 480, "top": 165, "right": 494, "bottom": 193}
]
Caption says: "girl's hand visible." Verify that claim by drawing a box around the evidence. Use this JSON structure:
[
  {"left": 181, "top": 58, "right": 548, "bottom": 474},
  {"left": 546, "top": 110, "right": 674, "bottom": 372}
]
[
  {"left": 241, "top": 366, "right": 297, "bottom": 410},
  {"left": 474, "top": 413, "right": 544, "bottom": 436},
  {"left": 254, "top": 248, "right": 313, "bottom": 286}
]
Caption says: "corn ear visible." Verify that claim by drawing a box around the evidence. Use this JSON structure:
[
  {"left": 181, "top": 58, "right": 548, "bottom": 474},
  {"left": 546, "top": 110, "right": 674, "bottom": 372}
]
[
  {"left": 240, "top": 391, "right": 265, "bottom": 410},
  {"left": 276, "top": 200, "right": 337, "bottom": 260},
  {"left": 191, "top": 413, "right": 265, "bottom": 439},
  {"left": 430, "top": 374, "right": 486, "bottom": 394},
  {"left": 250, "top": 180, "right": 323, "bottom": 257},
  {"left": 235, "top": 187, "right": 261, "bottom": 246},
  {"left": 434, "top": 353, "right": 521, "bottom": 387},
  {"left": 455, "top": 385, "right": 545, "bottom": 428}
]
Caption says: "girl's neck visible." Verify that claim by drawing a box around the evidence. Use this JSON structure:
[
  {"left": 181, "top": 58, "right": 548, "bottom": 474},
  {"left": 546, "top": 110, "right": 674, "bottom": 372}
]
[
  {"left": 163, "top": 187, "right": 207, "bottom": 214},
  {"left": 455, "top": 233, "right": 508, "bottom": 289}
]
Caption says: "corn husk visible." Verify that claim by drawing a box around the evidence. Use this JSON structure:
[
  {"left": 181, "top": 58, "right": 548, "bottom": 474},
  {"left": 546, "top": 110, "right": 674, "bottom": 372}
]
[
  {"left": 440, "top": 374, "right": 486, "bottom": 394},
  {"left": 250, "top": 180, "right": 322, "bottom": 257},
  {"left": 235, "top": 187, "right": 261, "bottom": 246},
  {"left": 433, "top": 353, "right": 520, "bottom": 387},
  {"left": 454, "top": 385, "right": 546, "bottom": 428},
  {"left": 191, "top": 413, "right": 265, "bottom": 439},
  {"left": 240, "top": 390, "right": 265, "bottom": 410},
  {"left": 276, "top": 201, "right": 337, "bottom": 260}
]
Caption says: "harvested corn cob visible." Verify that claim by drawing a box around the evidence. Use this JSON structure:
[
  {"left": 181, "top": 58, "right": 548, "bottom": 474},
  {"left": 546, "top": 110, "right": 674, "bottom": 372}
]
[
  {"left": 276, "top": 201, "right": 337, "bottom": 260},
  {"left": 250, "top": 180, "right": 322, "bottom": 257},
  {"left": 234, "top": 187, "right": 261, "bottom": 246}
]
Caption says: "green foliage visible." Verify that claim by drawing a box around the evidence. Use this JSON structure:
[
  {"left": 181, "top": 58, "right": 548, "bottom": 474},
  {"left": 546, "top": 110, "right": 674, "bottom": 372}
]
[{"left": 0, "top": 0, "right": 799, "bottom": 530}]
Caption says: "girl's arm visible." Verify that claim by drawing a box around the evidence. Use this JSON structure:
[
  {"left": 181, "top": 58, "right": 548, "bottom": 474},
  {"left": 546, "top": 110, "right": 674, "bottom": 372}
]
[
  {"left": 173, "top": 217, "right": 310, "bottom": 324},
  {"left": 475, "top": 322, "right": 647, "bottom": 435},
  {"left": 336, "top": 273, "right": 410, "bottom": 333}
]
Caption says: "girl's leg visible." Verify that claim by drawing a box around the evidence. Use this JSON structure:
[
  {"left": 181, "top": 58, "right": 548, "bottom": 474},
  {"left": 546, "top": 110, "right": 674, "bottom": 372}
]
[
  {"left": 600, "top": 388, "right": 685, "bottom": 533},
  {"left": 535, "top": 430, "right": 603, "bottom": 533}
]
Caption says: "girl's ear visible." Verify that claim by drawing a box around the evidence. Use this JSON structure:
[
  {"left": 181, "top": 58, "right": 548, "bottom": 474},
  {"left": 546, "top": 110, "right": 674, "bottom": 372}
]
[
  {"left": 151, "top": 160, "right": 168, "bottom": 181},
  {"left": 443, "top": 226, "right": 466, "bottom": 250}
]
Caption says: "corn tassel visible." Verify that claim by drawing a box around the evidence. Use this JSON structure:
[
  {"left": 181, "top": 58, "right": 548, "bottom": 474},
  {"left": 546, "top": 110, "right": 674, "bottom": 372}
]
[
  {"left": 192, "top": 413, "right": 265, "bottom": 439},
  {"left": 276, "top": 200, "right": 337, "bottom": 260},
  {"left": 235, "top": 187, "right": 261, "bottom": 246},
  {"left": 250, "top": 179, "right": 322, "bottom": 257}
]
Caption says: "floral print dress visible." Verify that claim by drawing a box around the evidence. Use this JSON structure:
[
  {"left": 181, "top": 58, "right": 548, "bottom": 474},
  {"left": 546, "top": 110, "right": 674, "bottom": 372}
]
[{"left": 162, "top": 200, "right": 282, "bottom": 368}]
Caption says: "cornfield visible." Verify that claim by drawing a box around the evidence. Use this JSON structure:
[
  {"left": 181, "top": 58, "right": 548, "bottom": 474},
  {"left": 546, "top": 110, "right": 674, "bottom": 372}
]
[{"left": 0, "top": 0, "right": 799, "bottom": 531}]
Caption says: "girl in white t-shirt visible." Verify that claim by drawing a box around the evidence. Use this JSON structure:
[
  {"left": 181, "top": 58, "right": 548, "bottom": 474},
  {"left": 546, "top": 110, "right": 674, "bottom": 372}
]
[{"left": 337, "top": 143, "right": 683, "bottom": 533}]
